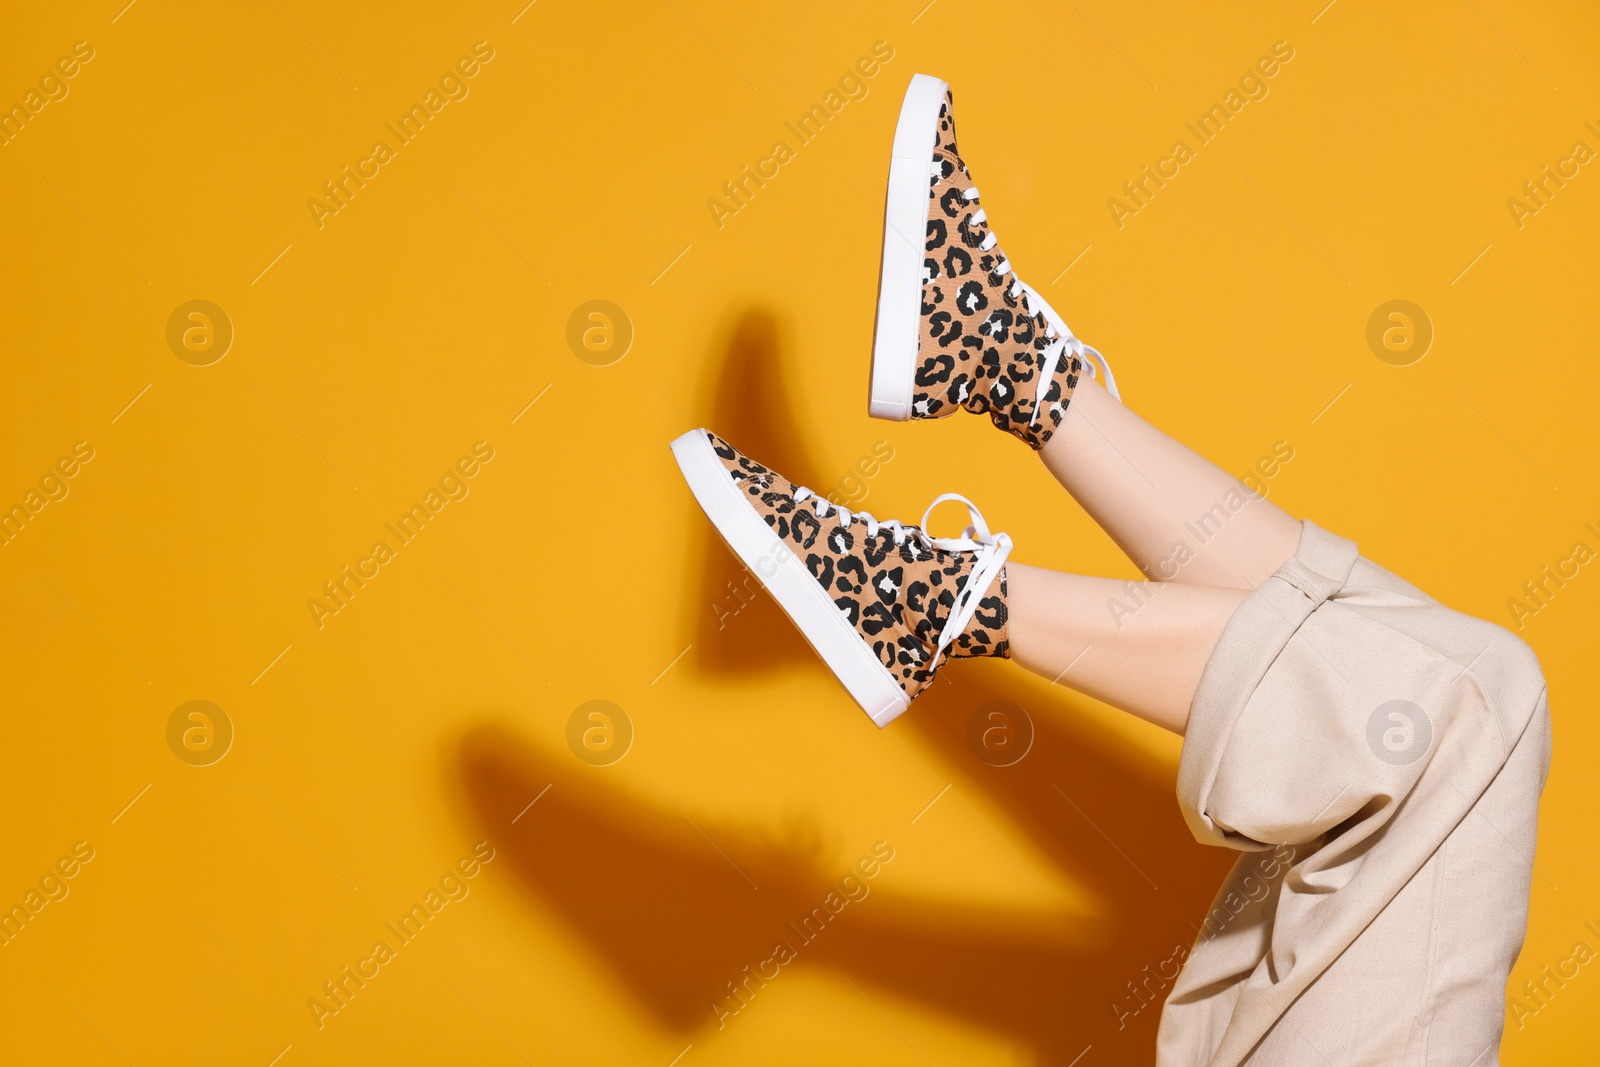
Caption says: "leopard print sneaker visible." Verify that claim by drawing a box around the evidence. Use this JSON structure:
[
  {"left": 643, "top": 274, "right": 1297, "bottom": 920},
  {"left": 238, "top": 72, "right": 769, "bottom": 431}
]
[
  {"left": 672, "top": 428, "right": 1011, "bottom": 726},
  {"left": 870, "top": 73, "right": 1119, "bottom": 449}
]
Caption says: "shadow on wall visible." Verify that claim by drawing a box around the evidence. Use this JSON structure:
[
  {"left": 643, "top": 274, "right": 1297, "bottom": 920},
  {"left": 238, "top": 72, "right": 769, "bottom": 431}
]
[
  {"left": 683, "top": 308, "right": 821, "bottom": 676},
  {"left": 450, "top": 308, "right": 1233, "bottom": 1063}
]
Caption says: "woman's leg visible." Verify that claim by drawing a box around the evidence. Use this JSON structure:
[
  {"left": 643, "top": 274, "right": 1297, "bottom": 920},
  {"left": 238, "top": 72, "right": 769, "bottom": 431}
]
[
  {"left": 1005, "top": 561, "right": 1247, "bottom": 736},
  {"left": 1043, "top": 373, "right": 1302, "bottom": 590}
]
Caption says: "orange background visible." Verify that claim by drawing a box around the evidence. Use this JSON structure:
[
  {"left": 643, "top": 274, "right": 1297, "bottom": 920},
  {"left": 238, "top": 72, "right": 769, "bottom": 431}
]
[{"left": 2, "top": 1, "right": 1597, "bottom": 1063}]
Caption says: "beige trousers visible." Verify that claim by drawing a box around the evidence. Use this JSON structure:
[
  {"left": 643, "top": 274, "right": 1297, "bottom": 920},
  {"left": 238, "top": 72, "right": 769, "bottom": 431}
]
[{"left": 1158, "top": 521, "right": 1551, "bottom": 1066}]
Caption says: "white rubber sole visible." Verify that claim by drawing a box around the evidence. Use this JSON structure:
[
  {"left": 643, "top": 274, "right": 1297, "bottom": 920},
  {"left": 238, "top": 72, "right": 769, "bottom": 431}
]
[
  {"left": 869, "top": 73, "right": 948, "bottom": 423},
  {"left": 670, "top": 430, "right": 911, "bottom": 727}
]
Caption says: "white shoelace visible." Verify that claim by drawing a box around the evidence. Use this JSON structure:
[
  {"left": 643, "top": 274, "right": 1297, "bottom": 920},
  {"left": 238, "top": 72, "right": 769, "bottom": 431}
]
[
  {"left": 791, "top": 488, "right": 1012, "bottom": 667},
  {"left": 957, "top": 184, "right": 1121, "bottom": 420}
]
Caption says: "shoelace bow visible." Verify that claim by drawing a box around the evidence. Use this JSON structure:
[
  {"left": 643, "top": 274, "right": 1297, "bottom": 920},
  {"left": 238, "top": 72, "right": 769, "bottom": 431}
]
[
  {"left": 791, "top": 488, "right": 1011, "bottom": 668},
  {"left": 953, "top": 181, "right": 1121, "bottom": 420}
]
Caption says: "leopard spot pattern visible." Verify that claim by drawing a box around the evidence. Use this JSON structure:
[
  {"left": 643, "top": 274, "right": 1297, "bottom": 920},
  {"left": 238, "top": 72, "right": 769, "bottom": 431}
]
[
  {"left": 911, "top": 91, "right": 1082, "bottom": 450},
  {"left": 705, "top": 432, "right": 1008, "bottom": 704}
]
